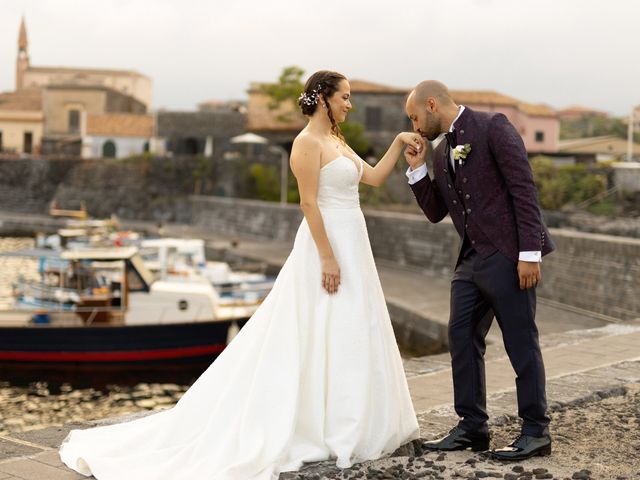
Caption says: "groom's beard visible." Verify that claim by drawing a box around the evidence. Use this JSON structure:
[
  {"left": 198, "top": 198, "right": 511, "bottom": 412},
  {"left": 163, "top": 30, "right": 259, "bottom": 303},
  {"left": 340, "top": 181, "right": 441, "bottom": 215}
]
[{"left": 420, "top": 117, "right": 443, "bottom": 142}]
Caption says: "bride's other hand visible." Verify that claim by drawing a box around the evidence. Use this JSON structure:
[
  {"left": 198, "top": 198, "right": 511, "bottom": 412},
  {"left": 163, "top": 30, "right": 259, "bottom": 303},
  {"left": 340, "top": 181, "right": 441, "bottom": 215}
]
[{"left": 321, "top": 256, "right": 341, "bottom": 294}]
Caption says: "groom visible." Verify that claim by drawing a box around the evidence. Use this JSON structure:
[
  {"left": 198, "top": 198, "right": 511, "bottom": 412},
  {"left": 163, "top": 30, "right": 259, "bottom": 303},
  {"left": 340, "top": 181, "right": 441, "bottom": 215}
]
[{"left": 403, "top": 80, "right": 555, "bottom": 461}]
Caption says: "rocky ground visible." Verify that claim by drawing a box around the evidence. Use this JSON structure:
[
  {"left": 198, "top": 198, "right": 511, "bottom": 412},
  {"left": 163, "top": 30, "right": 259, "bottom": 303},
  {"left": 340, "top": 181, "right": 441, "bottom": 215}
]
[
  {"left": 0, "top": 381, "right": 186, "bottom": 435},
  {"left": 2, "top": 382, "right": 638, "bottom": 478},
  {"left": 281, "top": 383, "right": 640, "bottom": 480}
]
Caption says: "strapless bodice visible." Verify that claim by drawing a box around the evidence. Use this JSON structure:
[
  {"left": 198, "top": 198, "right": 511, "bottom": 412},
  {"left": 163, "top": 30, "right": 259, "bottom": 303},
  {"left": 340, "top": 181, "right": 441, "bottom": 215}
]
[{"left": 317, "top": 155, "right": 363, "bottom": 209}]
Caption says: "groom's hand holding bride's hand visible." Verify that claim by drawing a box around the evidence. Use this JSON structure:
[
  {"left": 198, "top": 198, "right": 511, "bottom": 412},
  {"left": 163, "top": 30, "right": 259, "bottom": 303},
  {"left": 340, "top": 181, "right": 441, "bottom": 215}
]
[{"left": 402, "top": 135, "right": 427, "bottom": 171}]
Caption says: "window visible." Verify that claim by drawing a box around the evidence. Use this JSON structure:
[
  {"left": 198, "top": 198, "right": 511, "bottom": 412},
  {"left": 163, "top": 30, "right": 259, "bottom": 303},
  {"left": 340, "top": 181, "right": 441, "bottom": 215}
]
[
  {"left": 365, "top": 106, "right": 382, "bottom": 131},
  {"left": 102, "top": 140, "right": 117, "bottom": 158},
  {"left": 68, "top": 110, "right": 80, "bottom": 134},
  {"left": 23, "top": 132, "right": 33, "bottom": 154},
  {"left": 535, "top": 131, "right": 545, "bottom": 143}
]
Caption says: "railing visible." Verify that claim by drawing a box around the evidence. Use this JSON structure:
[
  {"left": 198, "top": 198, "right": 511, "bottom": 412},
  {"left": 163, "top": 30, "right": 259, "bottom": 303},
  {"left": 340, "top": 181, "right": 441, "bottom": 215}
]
[{"left": 574, "top": 185, "right": 620, "bottom": 210}]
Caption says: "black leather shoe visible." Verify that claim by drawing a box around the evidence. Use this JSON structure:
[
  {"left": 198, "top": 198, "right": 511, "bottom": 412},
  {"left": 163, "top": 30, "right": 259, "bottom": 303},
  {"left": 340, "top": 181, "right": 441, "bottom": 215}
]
[
  {"left": 422, "top": 426, "right": 490, "bottom": 452},
  {"left": 490, "top": 434, "right": 552, "bottom": 461}
]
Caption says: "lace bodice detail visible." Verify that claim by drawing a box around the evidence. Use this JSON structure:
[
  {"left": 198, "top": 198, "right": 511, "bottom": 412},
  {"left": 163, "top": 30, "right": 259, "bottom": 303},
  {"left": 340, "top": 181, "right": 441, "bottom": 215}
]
[{"left": 317, "top": 155, "right": 364, "bottom": 209}]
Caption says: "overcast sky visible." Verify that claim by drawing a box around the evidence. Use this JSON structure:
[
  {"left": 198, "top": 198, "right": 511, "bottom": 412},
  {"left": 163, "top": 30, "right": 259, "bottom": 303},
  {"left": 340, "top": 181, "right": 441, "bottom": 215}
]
[{"left": 1, "top": 0, "right": 638, "bottom": 116}]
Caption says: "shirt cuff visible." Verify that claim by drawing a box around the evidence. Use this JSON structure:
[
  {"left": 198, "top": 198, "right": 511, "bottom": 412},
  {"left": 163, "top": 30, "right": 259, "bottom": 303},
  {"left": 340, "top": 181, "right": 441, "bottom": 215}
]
[
  {"left": 519, "top": 251, "right": 542, "bottom": 263},
  {"left": 406, "top": 164, "right": 428, "bottom": 185}
]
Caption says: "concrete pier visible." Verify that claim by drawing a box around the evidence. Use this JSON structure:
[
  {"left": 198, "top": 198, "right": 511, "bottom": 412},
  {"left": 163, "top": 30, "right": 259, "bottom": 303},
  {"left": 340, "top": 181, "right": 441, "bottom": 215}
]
[{"left": 1, "top": 212, "right": 639, "bottom": 478}]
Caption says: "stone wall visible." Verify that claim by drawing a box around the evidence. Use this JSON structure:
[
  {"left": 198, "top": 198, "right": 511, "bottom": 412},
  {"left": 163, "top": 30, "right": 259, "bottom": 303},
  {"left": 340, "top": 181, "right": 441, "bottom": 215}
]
[
  {"left": 191, "top": 195, "right": 303, "bottom": 242},
  {"left": 1, "top": 158, "right": 637, "bottom": 320},
  {"left": 190, "top": 196, "right": 640, "bottom": 321},
  {"left": 0, "top": 157, "right": 225, "bottom": 221},
  {"left": 536, "top": 230, "right": 640, "bottom": 321}
]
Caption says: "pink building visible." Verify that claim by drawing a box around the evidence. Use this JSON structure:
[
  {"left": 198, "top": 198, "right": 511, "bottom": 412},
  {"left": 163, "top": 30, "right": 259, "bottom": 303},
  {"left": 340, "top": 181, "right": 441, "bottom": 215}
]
[{"left": 451, "top": 91, "right": 559, "bottom": 154}]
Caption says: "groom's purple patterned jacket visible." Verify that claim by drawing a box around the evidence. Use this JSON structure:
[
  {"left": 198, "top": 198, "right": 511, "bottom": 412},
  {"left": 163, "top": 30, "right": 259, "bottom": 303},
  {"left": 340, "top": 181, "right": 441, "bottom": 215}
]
[{"left": 410, "top": 107, "right": 555, "bottom": 263}]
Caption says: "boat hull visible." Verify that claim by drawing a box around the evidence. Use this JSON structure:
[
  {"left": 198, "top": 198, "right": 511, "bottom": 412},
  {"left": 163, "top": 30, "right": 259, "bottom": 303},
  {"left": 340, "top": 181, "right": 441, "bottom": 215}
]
[{"left": 0, "top": 319, "right": 249, "bottom": 386}]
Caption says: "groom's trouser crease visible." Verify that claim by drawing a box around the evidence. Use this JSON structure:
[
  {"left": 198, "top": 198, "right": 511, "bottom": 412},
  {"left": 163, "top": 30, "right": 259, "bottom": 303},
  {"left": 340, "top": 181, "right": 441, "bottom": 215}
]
[{"left": 448, "top": 250, "right": 550, "bottom": 437}]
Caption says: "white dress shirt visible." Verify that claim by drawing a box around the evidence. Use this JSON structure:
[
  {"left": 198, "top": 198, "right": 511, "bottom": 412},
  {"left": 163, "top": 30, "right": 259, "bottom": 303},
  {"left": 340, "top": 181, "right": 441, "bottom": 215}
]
[{"left": 406, "top": 106, "right": 541, "bottom": 263}]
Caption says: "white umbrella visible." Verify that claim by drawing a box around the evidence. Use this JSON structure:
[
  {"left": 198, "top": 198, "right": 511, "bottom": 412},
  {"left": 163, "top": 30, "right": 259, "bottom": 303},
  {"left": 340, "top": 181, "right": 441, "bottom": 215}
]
[
  {"left": 230, "top": 133, "right": 269, "bottom": 145},
  {"left": 204, "top": 136, "right": 213, "bottom": 157}
]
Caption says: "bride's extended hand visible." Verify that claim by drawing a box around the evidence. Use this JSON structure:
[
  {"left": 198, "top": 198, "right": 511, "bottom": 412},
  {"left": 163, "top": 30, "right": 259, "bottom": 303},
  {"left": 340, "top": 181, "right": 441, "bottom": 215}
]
[
  {"left": 397, "top": 132, "right": 425, "bottom": 154},
  {"left": 321, "top": 256, "right": 341, "bottom": 294}
]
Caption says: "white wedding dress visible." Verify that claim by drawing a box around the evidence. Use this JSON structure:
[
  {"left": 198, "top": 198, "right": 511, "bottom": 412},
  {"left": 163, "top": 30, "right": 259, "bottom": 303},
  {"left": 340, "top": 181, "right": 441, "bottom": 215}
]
[{"left": 59, "top": 155, "right": 421, "bottom": 480}]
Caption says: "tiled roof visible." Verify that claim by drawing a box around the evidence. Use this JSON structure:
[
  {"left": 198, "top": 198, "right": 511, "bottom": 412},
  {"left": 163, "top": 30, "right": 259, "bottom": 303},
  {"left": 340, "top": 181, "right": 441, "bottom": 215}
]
[
  {"left": 28, "top": 65, "right": 149, "bottom": 79},
  {"left": 349, "top": 79, "right": 410, "bottom": 94},
  {"left": 0, "top": 89, "right": 42, "bottom": 111},
  {"left": 558, "top": 135, "right": 640, "bottom": 155},
  {"left": 559, "top": 105, "right": 608, "bottom": 115},
  {"left": 246, "top": 81, "right": 558, "bottom": 131},
  {"left": 451, "top": 90, "right": 556, "bottom": 117},
  {"left": 86, "top": 113, "right": 154, "bottom": 137}
]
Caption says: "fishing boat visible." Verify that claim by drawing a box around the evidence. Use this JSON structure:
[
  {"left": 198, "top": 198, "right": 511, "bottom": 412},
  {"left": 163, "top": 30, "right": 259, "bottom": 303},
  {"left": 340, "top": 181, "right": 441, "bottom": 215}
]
[
  {"left": 0, "top": 246, "right": 259, "bottom": 385},
  {"left": 138, "top": 238, "right": 275, "bottom": 305}
]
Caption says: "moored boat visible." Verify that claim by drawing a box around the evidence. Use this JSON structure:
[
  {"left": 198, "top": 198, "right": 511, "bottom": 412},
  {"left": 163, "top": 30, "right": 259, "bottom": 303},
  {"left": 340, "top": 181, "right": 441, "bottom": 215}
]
[{"left": 0, "top": 246, "right": 255, "bottom": 385}]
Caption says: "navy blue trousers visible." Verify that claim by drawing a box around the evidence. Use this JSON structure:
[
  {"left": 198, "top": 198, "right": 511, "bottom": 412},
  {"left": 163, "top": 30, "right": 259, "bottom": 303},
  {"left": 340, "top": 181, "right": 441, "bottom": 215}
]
[{"left": 449, "top": 248, "right": 550, "bottom": 437}]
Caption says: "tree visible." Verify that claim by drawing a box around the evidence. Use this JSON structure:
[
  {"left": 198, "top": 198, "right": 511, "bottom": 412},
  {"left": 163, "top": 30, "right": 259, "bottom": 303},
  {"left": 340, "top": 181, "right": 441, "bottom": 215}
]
[
  {"left": 560, "top": 115, "right": 630, "bottom": 140},
  {"left": 260, "top": 66, "right": 305, "bottom": 123},
  {"left": 340, "top": 121, "right": 370, "bottom": 156}
]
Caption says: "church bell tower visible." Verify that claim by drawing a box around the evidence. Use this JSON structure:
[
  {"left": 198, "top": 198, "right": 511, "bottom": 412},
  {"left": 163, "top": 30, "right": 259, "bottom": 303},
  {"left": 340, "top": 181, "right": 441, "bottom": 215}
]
[{"left": 16, "top": 16, "right": 30, "bottom": 90}]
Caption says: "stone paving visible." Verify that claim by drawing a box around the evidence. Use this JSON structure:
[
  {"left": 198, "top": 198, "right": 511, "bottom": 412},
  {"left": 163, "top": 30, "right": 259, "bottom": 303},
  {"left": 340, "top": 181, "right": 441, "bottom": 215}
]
[{"left": 1, "top": 325, "right": 638, "bottom": 479}]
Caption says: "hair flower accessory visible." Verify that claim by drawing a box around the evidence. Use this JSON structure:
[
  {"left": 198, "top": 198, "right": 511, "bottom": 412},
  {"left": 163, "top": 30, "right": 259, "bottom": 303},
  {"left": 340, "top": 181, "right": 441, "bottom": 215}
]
[{"left": 298, "top": 84, "right": 323, "bottom": 107}]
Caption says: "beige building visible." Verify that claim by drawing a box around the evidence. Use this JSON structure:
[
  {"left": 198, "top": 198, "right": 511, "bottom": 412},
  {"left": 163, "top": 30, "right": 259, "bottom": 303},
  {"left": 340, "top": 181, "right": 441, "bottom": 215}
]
[
  {"left": 4, "top": 17, "right": 152, "bottom": 155},
  {"left": 15, "top": 17, "right": 152, "bottom": 110},
  {"left": 43, "top": 85, "right": 146, "bottom": 137},
  {"left": 558, "top": 135, "right": 640, "bottom": 162},
  {"left": 84, "top": 113, "right": 154, "bottom": 159},
  {"left": 0, "top": 89, "right": 43, "bottom": 154}
]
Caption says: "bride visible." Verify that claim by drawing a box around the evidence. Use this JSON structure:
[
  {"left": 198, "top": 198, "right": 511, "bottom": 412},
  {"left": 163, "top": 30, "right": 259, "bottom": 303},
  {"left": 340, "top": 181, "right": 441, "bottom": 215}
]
[{"left": 59, "top": 70, "right": 425, "bottom": 480}]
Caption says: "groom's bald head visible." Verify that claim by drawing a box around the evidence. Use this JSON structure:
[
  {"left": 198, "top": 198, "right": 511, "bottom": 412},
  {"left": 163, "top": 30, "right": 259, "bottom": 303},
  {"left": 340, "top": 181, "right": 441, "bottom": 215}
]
[
  {"left": 405, "top": 80, "right": 458, "bottom": 141},
  {"left": 410, "top": 80, "right": 454, "bottom": 108}
]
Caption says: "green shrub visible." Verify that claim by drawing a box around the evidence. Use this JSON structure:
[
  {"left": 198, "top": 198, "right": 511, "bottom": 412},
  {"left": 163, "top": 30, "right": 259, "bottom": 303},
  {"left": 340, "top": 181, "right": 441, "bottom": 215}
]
[{"left": 530, "top": 156, "right": 608, "bottom": 211}]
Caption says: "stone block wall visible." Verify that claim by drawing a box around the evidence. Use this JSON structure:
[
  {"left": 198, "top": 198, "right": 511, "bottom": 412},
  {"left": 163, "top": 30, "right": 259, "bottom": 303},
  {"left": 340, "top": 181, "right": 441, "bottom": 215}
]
[
  {"left": 190, "top": 196, "right": 640, "bottom": 321},
  {"left": 537, "top": 230, "right": 640, "bottom": 321}
]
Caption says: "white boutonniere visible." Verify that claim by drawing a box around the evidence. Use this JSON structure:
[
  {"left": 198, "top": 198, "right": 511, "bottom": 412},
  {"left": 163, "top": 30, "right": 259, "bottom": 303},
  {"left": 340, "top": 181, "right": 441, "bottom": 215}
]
[{"left": 453, "top": 143, "right": 472, "bottom": 166}]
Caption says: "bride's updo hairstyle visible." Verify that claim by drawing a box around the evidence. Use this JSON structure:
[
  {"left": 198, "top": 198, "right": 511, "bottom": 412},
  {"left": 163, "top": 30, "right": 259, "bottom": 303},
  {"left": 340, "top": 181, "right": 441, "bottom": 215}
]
[{"left": 298, "top": 70, "right": 347, "bottom": 143}]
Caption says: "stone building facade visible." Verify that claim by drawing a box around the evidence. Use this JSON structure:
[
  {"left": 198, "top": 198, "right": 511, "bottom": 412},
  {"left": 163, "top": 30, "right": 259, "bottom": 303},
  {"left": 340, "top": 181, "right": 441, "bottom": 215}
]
[
  {"left": 84, "top": 113, "right": 155, "bottom": 159},
  {"left": 15, "top": 18, "right": 152, "bottom": 109},
  {"left": 157, "top": 111, "right": 246, "bottom": 156},
  {"left": 0, "top": 89, "right": 43, "bottom": 155}
]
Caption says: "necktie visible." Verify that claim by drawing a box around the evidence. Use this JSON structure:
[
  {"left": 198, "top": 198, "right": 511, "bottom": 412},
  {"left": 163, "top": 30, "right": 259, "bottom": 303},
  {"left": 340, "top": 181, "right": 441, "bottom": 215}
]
[
  {"left": 445, "top": 130, "right": 457, "bottom": 173},
  {"left": 445, "top": 130, "right": 457, "bottom": 148}
]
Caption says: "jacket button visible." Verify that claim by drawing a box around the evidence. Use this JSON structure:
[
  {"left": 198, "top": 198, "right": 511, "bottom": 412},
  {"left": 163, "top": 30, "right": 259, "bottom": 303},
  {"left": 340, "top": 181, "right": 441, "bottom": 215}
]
[
  {"left": 458, "top": 190, "right": 462, "bottom": 194},
  {"left": 467, "top": 208, "right": 472, "bottom": 214},
  {"left": 444, "top": 168, "right": 448, "bottom": 174},
  {"left": 462, "top": 177, "right": 468, "bottom": 183},
  {"left": 471, "top": 240, "right": 476, "bottom": 245},
  {"left": 465, "top": 224, "right": 468, "bottom": 228},
  {"left": 448, "top": 184, "right": 452, "bottom": 189},
  {"left": 452, "top": 200, "right": 458, "bottom": 205},
  {"left": 465, "top": 194, "right": 470, "bottom": 199}
]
